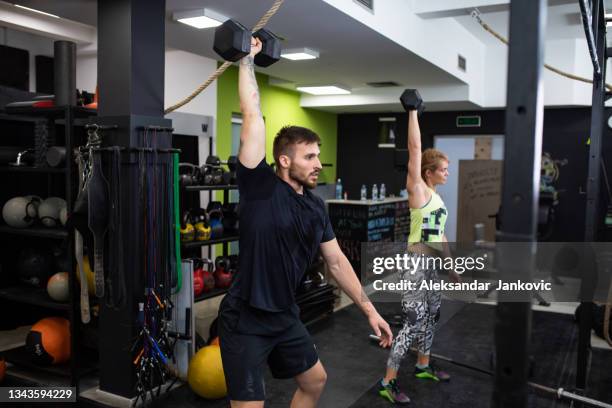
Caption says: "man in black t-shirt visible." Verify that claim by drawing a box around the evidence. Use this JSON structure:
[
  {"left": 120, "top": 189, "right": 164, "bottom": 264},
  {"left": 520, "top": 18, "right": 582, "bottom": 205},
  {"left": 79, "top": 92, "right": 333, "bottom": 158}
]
[{"left": 218, "top": 36, "right": 393, "bottom": 408}]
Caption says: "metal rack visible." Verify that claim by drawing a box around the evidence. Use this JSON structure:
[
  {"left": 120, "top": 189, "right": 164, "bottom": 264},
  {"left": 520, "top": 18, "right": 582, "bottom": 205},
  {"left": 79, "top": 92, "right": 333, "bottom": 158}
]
[{"left": 0, "top": 105, "right": 96, "bottom": 391}]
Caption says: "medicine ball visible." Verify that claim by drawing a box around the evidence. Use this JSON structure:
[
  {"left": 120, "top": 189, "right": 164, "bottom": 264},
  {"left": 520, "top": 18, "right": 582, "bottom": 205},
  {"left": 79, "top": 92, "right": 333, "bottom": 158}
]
[
  {"left": 47, "top": 272, "right": 69, "bottom": 302},
  {"left": 18, "top": 248, "right": 53, "bottom": 287},
  {"left": 24, "top": 195, "right": 42, "bottom": 212},
  {"left": 188, "top": 345, "right": 227, "bottom": 399},
  {"left": 38, "top": 197, "right": 67, "bottom": 228},
  {"left": 25, "top": 317, "right": 71, "bottom": 365},
  {"left": 59, "top": 207, "right": 68, "bottom": 226},
  {"left": 2, "top": 197, "right": 37, "bottom": 228}
]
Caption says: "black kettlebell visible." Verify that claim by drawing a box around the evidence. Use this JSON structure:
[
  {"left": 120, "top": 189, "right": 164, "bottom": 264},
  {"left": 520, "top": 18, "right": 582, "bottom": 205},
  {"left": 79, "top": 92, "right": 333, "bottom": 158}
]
[
  {"left": 179, "top": 163, "right": 199, "bottom": 187},
  {"left": 215, "top": 256, "right": 229, "bottom": 271}
]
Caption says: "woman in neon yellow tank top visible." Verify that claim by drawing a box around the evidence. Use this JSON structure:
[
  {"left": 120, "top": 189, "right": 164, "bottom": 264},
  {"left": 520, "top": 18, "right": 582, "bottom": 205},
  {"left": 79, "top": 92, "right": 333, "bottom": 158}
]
[{"left": 377, "top": 105, "right": 461, "bottom": 405}]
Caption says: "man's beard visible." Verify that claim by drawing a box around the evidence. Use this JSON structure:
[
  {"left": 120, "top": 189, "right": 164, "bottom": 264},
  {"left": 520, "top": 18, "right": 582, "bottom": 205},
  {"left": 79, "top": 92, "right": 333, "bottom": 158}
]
[{"left": 289, "top": 167, "right": 318, "bottom": 189}]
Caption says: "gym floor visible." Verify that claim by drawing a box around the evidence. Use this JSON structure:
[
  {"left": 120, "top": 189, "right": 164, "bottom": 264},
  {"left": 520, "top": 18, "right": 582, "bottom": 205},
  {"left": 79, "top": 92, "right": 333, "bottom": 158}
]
[
  {"left": 129, "top": 296, "right": 611, "bottom": 408},
  {"left": 1, "top": 296, "right": 610, "bottom": 407}
]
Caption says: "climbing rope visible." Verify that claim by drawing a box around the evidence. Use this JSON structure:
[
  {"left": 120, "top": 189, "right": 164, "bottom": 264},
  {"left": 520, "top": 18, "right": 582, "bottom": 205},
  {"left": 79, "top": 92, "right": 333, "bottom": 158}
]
[
  {"left": 164, "top": 0, "right": 286, "bottom": 114},
  {"left": 471, "top": 8, "right": 612, "bottom": 92}
]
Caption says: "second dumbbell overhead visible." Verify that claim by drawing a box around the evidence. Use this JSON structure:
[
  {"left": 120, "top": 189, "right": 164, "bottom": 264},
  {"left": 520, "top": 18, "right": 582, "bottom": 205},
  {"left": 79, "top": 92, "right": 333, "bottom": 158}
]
[{"left": 213, "top": 19, "right": 281, "bottom": 67}]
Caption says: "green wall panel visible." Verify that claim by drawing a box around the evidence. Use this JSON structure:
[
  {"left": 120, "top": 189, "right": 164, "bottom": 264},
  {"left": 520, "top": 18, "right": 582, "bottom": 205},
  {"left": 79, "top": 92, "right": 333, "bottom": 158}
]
[{"left": 216, "top": 66, "right": 337, "bottom": 184}]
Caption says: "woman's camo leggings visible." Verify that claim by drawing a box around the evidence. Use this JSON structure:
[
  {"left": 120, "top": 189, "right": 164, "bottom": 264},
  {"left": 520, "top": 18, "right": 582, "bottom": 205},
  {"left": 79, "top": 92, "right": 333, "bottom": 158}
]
[{"left": 387, "top": 259, "right": 442, "bottom": 371}]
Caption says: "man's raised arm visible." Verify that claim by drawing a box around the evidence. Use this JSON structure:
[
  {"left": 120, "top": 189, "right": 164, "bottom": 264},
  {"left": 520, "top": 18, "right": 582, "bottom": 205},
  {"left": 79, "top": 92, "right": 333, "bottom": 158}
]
[{"left": 238, "top": 37, "right": 265, "bottom": 168}]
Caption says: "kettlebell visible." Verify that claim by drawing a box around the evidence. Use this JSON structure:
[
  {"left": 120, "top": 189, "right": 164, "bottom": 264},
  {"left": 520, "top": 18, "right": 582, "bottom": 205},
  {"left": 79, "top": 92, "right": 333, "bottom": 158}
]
[
  {"left": 191, "top": 208, "right": 211, "bottom": 241},
  {"left": 179, "top": 163, "right": 199, "bottom": 187},
  {"left": 215, "top": 256, "right": 229, "bottom": 271},
  {"left": 180, "top": 210, "right": 195, "bottom": 242},
  {"left": 207, "top": 202, "right": 224, "bottom": 238},
  {"left": 200, "top": 258, "right": 215, "bottom": 293},
  {"left": 228, "top": 254, "right": 239, "bottom": 273},
  {"left": 193, "top": 266, "right": 205, "bottom": 297},
  {"left": 201, "top": 165, "right": 224, "bottom": 185},
  {"left": 214, "top": 256, "right": 233, "bottom": 289}
]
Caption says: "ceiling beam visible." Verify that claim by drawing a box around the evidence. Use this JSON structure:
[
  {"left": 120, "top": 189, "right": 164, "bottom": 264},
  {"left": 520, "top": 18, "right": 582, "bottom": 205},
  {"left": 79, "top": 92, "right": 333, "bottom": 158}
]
[
  {"left": 415, "top": 0, "right": 581, "bottom": 19},
  {"left": 0, "top": 0, "right": 95, "bottom": 43},
  {"left": 414, "top": 0, "right": 510, "bottom": 19}
]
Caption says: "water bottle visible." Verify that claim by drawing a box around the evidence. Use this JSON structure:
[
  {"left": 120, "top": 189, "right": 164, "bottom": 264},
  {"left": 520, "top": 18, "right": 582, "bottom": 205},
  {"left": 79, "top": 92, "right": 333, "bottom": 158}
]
[
  {"left": 335, "top": 178, "right": 343, "bottom": 200},
  {"left": 372, "top": 184, "right": 378, "bottom": 201},
  {"left": 380, "top": 183, "right": 386, "bottom": 201},
  {"left": 360, "top": 184, "right": 367, "bottom": 201}
]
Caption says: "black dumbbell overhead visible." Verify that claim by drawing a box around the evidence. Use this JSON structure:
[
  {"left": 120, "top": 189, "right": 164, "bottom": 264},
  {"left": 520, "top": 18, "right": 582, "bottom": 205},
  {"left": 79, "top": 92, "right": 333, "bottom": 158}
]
[
  {"left": 400, "top": 89, "right": 425, "bottom": 116},
  {"left": 214, "top": 19, "right": 281, "bottom": 67},
  {"left": 253, "top": 29, "right": 281, "bottom": 67}
]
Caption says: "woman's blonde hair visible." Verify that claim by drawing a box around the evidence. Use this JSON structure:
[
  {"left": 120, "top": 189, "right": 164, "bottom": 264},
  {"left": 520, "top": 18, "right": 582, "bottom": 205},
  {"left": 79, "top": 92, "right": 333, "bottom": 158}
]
[{"left": 421, "top": 148, "right": 449, "bottom": 181}]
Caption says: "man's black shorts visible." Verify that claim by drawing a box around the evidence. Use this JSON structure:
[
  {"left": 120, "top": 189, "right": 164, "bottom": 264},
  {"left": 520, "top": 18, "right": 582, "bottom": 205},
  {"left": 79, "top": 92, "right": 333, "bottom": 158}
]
[{"left": 219, "top": 295, "right": 319, "bottom": 401}]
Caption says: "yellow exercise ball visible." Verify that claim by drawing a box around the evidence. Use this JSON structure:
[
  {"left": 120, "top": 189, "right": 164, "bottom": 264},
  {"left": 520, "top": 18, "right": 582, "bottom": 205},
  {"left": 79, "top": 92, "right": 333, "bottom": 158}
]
[
  {"left": 75, "top": 256, "right": 95, "bottom": 295},
  {"left": 188, "top": 345, "right": 227, "bottom": 399}
]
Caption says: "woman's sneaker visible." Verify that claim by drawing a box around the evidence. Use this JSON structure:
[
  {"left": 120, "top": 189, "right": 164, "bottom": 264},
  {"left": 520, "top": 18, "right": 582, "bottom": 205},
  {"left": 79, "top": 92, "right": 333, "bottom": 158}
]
[
  {"left": 378, "top": 379, "right": 411, "bottom": 405},
  {"left": 414, "top": 363, "right": 450, "bottom": 382}
]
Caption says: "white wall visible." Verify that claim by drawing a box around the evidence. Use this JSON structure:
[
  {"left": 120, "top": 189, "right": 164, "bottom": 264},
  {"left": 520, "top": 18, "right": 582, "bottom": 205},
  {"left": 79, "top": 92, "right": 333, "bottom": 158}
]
[
  {"left": 75, "top": 52, "right": 96, "bottom": 92},
  {"left": 322, "top": 0, "right": 487, "bottom": 106},
  {"left": 434, "top": 135, "right": 504, "bottom": 241},
  {"left": 482, "top": 36, "right": 598, "bottom": 108},
  {"left": 1, "top": 26, "right": 53, "bottom": 92},
  {"left": 76, "top": 48, "right": 218, "bottom": 118},
  {"left": 164, "top": 49, "right": 217, "bottom": 118}
]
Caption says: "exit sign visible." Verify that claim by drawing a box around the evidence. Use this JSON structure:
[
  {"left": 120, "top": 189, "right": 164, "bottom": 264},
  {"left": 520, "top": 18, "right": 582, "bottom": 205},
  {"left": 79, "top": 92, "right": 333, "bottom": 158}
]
[{"left": 456, "top": 115, "right": 481, "bottom": 128}]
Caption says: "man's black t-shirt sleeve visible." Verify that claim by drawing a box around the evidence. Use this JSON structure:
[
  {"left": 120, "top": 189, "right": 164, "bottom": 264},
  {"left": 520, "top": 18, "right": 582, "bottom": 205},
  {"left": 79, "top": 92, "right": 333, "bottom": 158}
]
[
  {"left": 321, "top": 208, "right": 335, "bottom": 243},
  {"left": 236, "top": 158, "right": 277, "bottom": 200}
]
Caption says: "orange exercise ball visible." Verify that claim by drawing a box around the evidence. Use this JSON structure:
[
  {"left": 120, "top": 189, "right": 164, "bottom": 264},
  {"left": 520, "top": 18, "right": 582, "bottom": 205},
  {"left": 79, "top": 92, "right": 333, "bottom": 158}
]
[{"left": 25, "top": 317, "right": 70, "bottom": 365}]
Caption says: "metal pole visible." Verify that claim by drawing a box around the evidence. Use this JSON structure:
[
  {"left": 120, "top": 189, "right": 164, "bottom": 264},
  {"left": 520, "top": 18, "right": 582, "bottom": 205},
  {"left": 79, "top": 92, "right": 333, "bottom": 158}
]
[
  {"left": 494, "top": 0, "right": 546, "bottom": 407},
  {"left": 578, "top": 0, "right": 606, "bottom": 399}
]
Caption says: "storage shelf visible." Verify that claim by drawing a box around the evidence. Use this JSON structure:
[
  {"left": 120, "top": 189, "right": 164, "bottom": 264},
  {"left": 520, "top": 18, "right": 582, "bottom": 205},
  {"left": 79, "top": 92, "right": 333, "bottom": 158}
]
[
  {"left": 1, "top": 105, "right": 96, "bottom": 119},
  {"left": 0, "top": 165, "right": 65, "bottom": 174},
  {"left": 0, "top": 113, "right": 40, "bottom": 123},
  {"left": 4, "top": 345, "right": 98, "bottom": 379},
  {"left": 184, "top": 184, "right": 238, "bottom": 191},
  {"left": 0, "top": 286, "right": 70, "bottom": 310},
  {"left": 181, "top": 233, "right": 239, "bottom": 249},
  {"left": 0, "top": 225, "right": 68, "bottom": 239},
  {"left": 195, "top": 287, "right": 228, "bottom": 302}
]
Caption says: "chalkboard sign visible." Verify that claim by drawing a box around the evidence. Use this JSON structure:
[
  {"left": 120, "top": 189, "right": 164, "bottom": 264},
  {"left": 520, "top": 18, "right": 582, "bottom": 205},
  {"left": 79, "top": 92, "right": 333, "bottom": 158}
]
[
  {"left": 394, "top": 200, "right": 410, "bottom": 242},
  {"left": 367, "top": 202, "right": 395, "bottom": 241},
  {"left": 328, "top": 199, "right": 409, "bottom": 279}
]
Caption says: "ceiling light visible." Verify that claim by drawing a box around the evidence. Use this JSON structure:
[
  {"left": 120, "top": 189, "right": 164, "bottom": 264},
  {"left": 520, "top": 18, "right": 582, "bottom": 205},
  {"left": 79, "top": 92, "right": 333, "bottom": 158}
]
[
  {"left": 14, "top": 4, "right": 59, "bottom": 18},
  {"left": 296, "top": 85, "right": 351, "bottom": 95},
  {"left": 173, "top": 9, "right": 227, "bottom": 29},
  {"left": 281, "top": 48, "right": 319, "bottom": 61}
]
